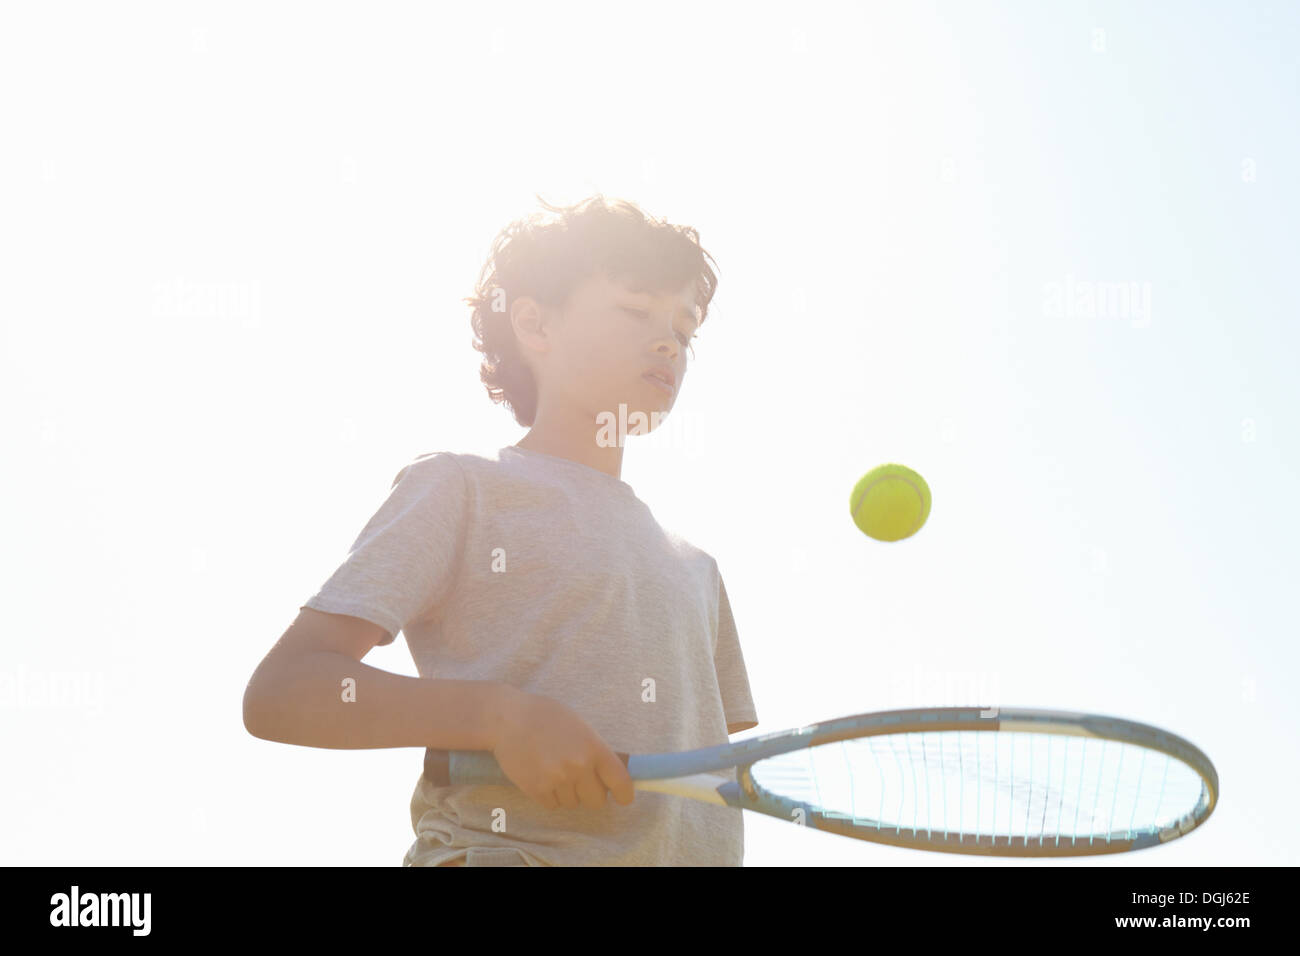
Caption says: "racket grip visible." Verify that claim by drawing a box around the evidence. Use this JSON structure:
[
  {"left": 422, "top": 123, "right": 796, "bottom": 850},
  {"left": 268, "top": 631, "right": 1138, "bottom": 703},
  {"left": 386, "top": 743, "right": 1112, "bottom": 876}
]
[{"left": 423, "top": 747, "right": 633, "bottom": 787}]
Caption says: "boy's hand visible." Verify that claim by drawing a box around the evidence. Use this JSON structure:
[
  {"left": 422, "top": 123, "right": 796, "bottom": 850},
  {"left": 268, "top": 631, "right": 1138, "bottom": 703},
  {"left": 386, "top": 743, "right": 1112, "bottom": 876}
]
[{"left": 490, "top": 687, "right": 635, "bottom": 811}]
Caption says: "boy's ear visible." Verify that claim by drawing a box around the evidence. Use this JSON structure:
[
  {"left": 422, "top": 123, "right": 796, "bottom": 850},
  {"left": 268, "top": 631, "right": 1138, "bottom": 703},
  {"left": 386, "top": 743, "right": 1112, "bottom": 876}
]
[{"left": 509, "top": 296, "right": 547, "bottom": 349}]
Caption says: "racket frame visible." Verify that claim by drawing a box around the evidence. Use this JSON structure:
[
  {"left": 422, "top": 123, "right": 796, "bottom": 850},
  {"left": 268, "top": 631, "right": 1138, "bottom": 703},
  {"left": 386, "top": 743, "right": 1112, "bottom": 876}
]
[{"left": 425, "top": 706, "right": 1219, "bottom": 857}]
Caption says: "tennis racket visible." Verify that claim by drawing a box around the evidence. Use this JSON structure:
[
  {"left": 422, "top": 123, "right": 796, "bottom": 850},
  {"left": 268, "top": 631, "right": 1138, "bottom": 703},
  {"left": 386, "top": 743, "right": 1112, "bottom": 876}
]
[{"left": 423, "top": 706, "right": 1218, "bottom": 856}]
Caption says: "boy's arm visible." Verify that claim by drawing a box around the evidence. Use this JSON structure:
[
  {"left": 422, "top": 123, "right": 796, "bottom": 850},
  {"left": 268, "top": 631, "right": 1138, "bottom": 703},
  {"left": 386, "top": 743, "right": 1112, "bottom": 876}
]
[
  {"left": 242, "top": 607, "right": 514, "bottom": 750},
  {"left": 242, "top": 607, "right": 635, "bottom": 811}
]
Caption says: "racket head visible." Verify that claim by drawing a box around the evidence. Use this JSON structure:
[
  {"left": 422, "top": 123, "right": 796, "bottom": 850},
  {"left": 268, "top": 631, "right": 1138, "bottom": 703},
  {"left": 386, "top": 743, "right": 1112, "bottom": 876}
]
[{"left": 727, "top": 706, "right": 1218, "bottom": 857}]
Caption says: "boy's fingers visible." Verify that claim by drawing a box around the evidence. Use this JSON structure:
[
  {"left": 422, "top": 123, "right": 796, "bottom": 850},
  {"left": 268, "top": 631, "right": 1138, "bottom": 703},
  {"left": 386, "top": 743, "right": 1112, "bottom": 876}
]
[
  {"left": 575, "top": 772, "right": 608, "bottom": 810},
  {"left": 554, "top": 781, "right": 579, "bottom": 810},
  {"left": 529, "top": 787, "right": 559, "bottom": 811},
  {"left": 597, "top": 750, "right": 635, "bottom": 805}
]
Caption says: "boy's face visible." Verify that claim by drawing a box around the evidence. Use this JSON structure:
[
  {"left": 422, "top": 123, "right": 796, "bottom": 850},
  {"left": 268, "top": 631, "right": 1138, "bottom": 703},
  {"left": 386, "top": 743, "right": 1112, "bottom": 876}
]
[{"left": 513, "top": 272, "right": 701, "bottom": 431}]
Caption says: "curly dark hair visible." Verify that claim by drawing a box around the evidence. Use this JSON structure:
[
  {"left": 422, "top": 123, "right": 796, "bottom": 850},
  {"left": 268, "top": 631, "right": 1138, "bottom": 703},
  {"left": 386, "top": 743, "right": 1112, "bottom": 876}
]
[{"left": 467, "top": 193, "right": 720, "bottom": 427}]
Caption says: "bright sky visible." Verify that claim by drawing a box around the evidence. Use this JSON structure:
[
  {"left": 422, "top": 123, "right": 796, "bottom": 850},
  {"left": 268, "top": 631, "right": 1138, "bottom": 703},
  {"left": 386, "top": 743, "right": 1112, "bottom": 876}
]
[{"left": 3, "top": 1, "right": 1296, "bottom": 866}]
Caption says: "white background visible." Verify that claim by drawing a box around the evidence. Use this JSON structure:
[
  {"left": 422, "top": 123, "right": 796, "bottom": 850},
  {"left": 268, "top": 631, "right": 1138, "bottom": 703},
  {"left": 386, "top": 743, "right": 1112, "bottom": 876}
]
[{"left": 2, "top": 0, "right": 1296, "bottom": 865}]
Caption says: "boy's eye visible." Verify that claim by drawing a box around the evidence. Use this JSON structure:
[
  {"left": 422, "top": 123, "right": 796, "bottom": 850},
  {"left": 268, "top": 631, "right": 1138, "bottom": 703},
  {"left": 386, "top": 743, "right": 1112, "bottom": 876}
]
[{"left": 624, "top": 307, "right": 695, "bottom": 351}]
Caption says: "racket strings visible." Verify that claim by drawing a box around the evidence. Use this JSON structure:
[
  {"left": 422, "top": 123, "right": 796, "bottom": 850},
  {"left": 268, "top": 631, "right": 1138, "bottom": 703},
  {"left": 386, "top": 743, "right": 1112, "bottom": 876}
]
[{"left": 747, "top": 731, "right": 1207, "bottom": 846}]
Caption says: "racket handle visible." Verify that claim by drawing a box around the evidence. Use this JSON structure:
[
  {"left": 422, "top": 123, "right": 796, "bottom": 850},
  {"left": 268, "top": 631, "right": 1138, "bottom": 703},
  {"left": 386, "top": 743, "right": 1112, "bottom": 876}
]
[{"left": 423, "top": 747, "right": 632, "bottom": 787}]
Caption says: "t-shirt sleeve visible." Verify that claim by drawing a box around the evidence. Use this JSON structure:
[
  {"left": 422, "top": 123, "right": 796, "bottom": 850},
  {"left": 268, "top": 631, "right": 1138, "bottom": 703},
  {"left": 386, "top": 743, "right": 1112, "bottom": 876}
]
[
  {"left": 300, "top": 453, "right": 467, "bottom": 644},
  {"left": 714, "top": 570, "right": 759, "bottom": 733}
]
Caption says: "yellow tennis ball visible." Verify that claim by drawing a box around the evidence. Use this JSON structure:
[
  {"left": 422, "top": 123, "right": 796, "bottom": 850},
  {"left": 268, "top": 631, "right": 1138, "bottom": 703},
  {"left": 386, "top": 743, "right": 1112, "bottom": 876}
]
[{"left": 850, "top": 464, "right": 932, "bottom": 542}]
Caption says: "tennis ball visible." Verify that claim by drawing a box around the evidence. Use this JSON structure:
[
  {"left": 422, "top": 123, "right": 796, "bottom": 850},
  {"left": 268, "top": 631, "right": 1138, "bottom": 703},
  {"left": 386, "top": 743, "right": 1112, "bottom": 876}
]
[{"left": 850, "top": 464, "right": 931, "bottom": 542}]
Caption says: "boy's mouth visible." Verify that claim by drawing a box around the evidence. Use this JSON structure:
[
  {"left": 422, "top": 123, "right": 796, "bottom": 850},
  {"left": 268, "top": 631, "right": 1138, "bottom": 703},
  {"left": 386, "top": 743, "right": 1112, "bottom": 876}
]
[{"left": 643, "top": 366, "right": 676, "bottom": 391}]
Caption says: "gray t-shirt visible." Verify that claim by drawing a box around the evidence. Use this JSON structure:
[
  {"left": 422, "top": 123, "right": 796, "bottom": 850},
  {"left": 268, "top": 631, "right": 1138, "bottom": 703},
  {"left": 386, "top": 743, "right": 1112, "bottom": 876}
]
[{"left": 301, "top": 444, "right": 759, "bottom": 866}]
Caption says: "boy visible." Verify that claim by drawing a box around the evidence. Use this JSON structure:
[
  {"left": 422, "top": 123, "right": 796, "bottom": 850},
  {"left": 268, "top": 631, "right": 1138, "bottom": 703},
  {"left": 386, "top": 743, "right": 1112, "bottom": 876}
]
[{"left": 242, "top": 194, "right": 759, "bottom": 865}]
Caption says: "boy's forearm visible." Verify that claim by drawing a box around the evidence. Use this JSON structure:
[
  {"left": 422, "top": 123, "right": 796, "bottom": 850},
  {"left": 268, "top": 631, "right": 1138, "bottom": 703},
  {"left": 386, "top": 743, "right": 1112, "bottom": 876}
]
[{"left": 243, "top": 652, "right": 515, "bottom": 751}]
